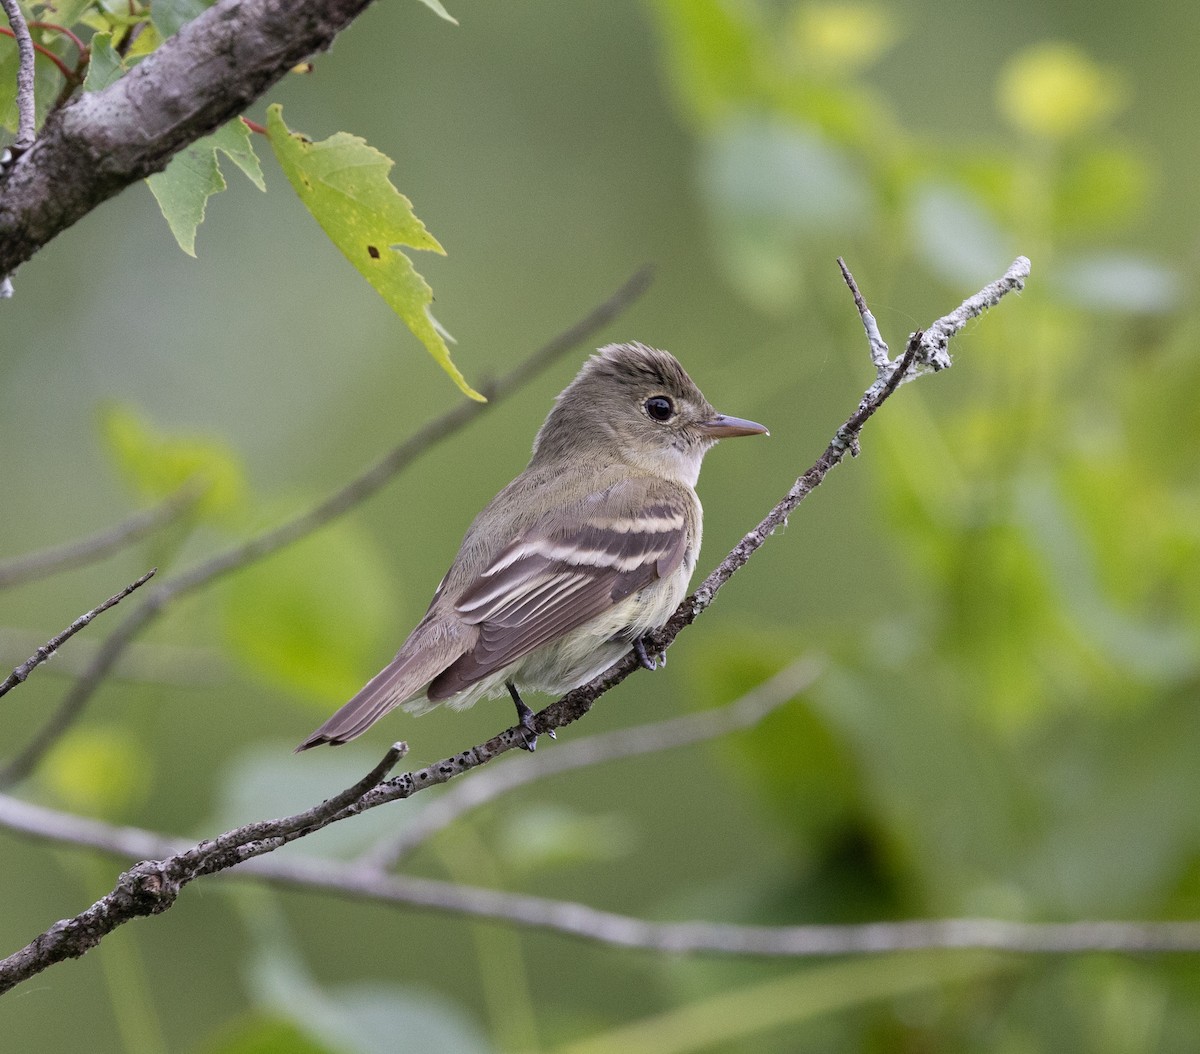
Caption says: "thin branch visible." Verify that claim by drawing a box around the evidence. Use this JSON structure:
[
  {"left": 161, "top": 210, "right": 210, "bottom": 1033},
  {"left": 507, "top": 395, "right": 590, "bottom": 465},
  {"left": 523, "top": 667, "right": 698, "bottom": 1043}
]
[
  {"left": 0, "top": 0, "right": 384, "bottom": 277},
  {"left": 0, "top": 0, "right": 35, "bottom": 150},
  {"left": 920, "top": 255, "right": 1030, "bottom": 372},
  {"left": 0, "top": 744, "right": 408, "bottom": 995},
  {"left": 0, "top": 268, "right": 653, "bottom": 787},
  {"left": 0, "top": 486, "right": 199, "bottom": 590},
  {"left": 3, "top": 792, "right": 1200, "bottom": 961},
  {"left": 837, "top": 257, "right": 890, "bottom": 369},
  {"left": 235, "top": 866, "right": 1200, "bottom": 958},
  {"left": 357, "top": 655, "right": 825, "bottom": 871},
  {"left": 0, "top": 258, "right": 1030, "bottom": 994},
  {"left": 0, "top": 570, "right": 155, "bottom": 700}
]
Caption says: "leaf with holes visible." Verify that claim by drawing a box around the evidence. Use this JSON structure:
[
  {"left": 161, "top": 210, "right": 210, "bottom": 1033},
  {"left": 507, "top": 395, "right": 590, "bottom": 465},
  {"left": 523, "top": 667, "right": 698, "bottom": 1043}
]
[{"left": 266, "top": 104, "right": 483, "bottom": 401}]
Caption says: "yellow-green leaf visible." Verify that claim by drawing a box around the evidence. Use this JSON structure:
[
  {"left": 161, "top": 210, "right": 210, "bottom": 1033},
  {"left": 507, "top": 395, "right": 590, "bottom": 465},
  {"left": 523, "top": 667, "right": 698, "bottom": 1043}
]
[
  {"left": 265, "top": 104, "right": 483, "bottom": 401},
  {"left": 126, "top": 22, "right": 163, "bottom": 59},
  {"left": 414, "top": 0, "right": 458, "bottom": 25},
  {"left": 787, "top": 3, "right": 897, "bottom": 75}
]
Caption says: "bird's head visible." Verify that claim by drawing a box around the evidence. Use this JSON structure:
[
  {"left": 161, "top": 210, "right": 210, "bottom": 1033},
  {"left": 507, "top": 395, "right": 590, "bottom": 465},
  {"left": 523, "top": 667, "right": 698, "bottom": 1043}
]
[{"left": 532, "top": 342, "right": 768, "bottom": 485}]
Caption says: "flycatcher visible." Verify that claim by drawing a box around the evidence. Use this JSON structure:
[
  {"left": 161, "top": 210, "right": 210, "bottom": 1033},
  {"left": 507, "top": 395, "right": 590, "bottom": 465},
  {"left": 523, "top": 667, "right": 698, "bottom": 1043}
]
[{"left": 297, "top": 342, "right": 767, "bottom": 752}]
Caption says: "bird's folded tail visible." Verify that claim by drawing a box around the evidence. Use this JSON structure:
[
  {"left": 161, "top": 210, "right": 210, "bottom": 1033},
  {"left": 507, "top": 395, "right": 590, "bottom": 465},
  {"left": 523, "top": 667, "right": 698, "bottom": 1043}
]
[{"left": 295, "top": 624, "right": 460, "bottom": 750}]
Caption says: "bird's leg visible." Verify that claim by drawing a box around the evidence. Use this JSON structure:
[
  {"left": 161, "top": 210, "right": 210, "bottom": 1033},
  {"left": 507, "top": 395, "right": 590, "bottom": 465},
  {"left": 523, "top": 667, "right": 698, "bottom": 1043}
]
[
  {"left": 506, "top": 680, "right": 544, "bottom": 752},
  {"left": 633, "top": 635, "right": 666, "bottom": 671}
]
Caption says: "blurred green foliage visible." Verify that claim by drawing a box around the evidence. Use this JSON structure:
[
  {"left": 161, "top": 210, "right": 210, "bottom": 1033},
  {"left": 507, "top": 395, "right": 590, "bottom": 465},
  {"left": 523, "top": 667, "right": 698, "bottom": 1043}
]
[
  {"left": 40, "top": 723, "right": 152, "bottom": 815},
  {"left": 101, "top": 403, "right": 247, "bottom": 522},
  {"left": 2, "top": 0, "right": 1199, "bottom": 1051},
  {"left": 221, "top": 515, "right": 400, "bottom": 705}
]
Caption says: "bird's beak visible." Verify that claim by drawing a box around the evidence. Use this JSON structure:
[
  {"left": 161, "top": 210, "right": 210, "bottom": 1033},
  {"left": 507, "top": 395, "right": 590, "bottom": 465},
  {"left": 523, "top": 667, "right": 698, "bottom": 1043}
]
[{"left": 697, "top": 413, "right": 770, "bottom": 439}]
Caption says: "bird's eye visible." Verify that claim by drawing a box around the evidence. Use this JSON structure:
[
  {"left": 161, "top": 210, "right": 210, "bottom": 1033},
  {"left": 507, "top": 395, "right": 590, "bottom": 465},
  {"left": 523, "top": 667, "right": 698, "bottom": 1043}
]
[{"left": 645, "top": 396, "right": 674, "bottom": 422}]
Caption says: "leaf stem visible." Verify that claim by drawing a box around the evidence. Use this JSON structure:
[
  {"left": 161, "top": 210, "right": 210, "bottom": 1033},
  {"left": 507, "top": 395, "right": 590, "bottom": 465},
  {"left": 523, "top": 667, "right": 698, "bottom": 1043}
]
[
  {"left": 0, "top": 25, "right": 78, "bottom": 83},
  {"left": 28, "top": 21, "right": 86, "bottom": 54}
]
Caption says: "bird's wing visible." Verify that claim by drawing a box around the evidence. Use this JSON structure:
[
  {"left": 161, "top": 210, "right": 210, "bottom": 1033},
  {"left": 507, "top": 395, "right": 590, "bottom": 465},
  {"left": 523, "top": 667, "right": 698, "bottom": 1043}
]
[{"left": 427, "top": 477, "right": 691, "bottom": 700}]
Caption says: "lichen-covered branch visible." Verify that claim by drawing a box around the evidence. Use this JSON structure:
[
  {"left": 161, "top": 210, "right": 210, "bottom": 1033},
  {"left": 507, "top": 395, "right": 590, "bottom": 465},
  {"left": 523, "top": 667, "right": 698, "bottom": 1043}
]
[
  {"left": 0, "top": 0, "right": 35, "bottom": 151},
  {"left": 0, "top": 0, "right": 381, "bottom": 277}
]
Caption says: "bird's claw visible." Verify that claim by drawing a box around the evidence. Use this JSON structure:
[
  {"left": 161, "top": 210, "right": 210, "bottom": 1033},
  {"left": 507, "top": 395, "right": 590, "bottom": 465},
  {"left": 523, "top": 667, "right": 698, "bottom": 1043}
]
[
  {"left": 508, "top": 680, "right": 540, "bottom": 752},
  {"left": 633, "top": 636, "right": 666, "bottom": 671}
]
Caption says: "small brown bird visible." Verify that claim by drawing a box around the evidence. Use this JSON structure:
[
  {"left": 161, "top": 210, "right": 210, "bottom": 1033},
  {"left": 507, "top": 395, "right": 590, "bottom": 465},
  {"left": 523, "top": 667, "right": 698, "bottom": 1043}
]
[{"left": 297, "top": 342, "right": 767, "bottom": 751}]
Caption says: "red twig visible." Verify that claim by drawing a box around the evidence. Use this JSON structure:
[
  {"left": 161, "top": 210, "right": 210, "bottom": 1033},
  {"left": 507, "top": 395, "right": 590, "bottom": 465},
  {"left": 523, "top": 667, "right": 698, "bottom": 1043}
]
[
  {"left": 28, "top": 20, "right": 86, "bottom": 53},
  {"left": 0, "top": 26, "right": 77, "bottom": 82}
]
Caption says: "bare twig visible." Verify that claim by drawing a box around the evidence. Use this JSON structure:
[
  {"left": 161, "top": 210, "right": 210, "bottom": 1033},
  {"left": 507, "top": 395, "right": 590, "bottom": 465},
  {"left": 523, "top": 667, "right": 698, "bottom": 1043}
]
[
  {"left": 3, "top": 791, "right": 1200, "bottom": 963},
  {"left": 841, "top": 254, "right": 1030, "bottom": 390},
  {"left": 920, "top": 255, "right": 1030, "bottom": 371},
  {"left": 0, "top": 0, "right": 35, "bottom": 151},
  {"left": 357, "top": 655, "right": 825, "bottom": 870},
  {"left": 837, "top": 257, "right": 890, "bottom": 369},
  {"left": 0, "top": 268, "right": 653, "bottom": 787},
  {"left": 0, "top": 743, "right": 408, "bottom": 995},
  {"left": 0, "top": 259, "right": 1030, "bottom": 994},
  {"left": 0, "top": 570, "right": 155, "bottom": 700},
  {"left": 0, "top": 486, "right": 199, "bottom": 590},
  {"left": 229, "top": 868, "right": 1200, "bottom": 958}
]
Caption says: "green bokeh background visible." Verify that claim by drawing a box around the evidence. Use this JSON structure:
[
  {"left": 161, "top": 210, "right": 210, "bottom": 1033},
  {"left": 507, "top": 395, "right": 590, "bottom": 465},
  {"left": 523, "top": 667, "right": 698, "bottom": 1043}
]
[{"left": 2, "top": 0, "right": 1199, "bottom": 1050}]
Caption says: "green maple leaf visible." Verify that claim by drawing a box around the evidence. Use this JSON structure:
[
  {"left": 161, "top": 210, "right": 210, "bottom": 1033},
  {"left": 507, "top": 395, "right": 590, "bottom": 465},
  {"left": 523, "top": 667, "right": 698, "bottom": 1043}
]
[
  {"left": 83, "top": 31, "right": 125, "bottom": 92},
  {"left": 266, "top": 104, "right": 483, "bottom": 402},
  {"left": 146, "top": 118, "right": 266, "bottom": 256}
]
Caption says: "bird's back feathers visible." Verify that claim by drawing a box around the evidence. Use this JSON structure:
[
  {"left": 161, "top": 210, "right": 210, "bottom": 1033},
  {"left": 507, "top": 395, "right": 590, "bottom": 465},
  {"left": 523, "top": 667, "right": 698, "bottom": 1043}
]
[{"left": 429, "top": 477, "right": 694, "bottom": 699}]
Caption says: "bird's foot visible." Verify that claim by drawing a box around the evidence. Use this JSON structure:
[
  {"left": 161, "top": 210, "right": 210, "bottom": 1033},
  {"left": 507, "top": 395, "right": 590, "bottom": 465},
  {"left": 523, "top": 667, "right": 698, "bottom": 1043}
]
[
  {"left": 507, "top": 680, "right": 543, "bottom": 752},
  {"left": 633, "top": 635, "right": 666, "bottom": 671}
]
